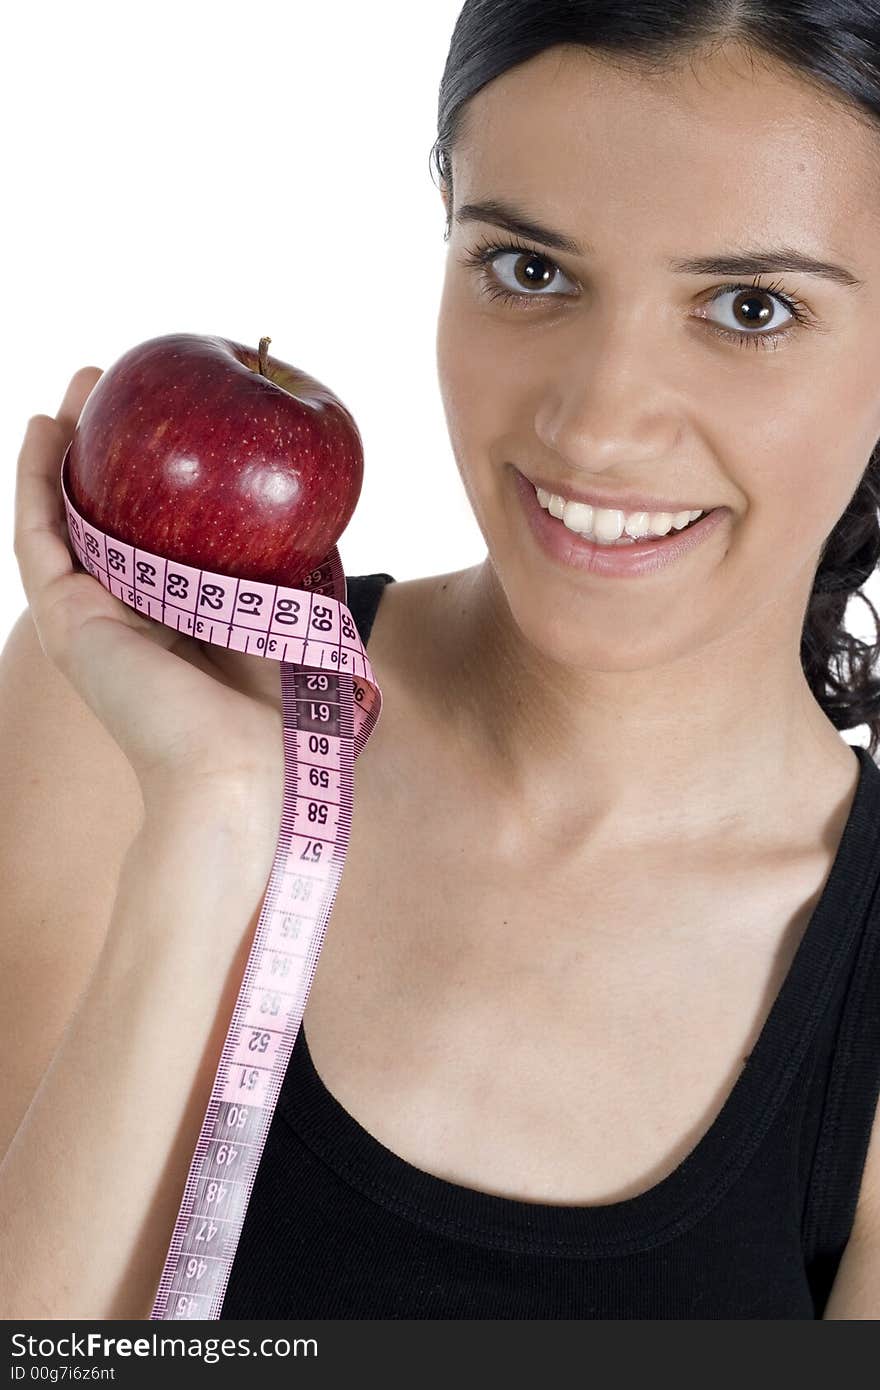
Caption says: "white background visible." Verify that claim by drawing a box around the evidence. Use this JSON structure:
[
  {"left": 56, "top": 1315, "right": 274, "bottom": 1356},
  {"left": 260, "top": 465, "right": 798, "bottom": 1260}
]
[
  {"left": 1, "top": 0, "right": 876, "bottom": 752},
  {"left": 0, "top": 0, "right": 474, "bottom": 649}
]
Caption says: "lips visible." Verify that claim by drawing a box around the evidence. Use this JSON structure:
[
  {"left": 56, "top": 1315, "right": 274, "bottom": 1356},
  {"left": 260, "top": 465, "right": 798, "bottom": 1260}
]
[
  {"left": 524, "top": 468, "right": 712, "bottom": 518},
  {"left": 512, "top": 464, "right": 731, "bottom": 578},
  {"left": 555, "top": 508, "right": 713, "bottom": 545}
]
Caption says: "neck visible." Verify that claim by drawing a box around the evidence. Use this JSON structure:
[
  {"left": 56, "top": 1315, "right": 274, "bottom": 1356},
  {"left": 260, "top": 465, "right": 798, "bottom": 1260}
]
[{"left": 419, "top": 561, "right": 856, "bottom": 858}]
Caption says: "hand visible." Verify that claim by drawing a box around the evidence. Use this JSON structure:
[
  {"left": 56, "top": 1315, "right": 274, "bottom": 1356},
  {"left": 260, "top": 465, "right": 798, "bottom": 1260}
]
[{"left": 13, "top": 367, "right": 287, "bottom": 811}]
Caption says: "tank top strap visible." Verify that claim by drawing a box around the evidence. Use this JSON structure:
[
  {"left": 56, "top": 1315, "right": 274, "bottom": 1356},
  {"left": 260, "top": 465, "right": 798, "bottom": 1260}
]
[
  {"left": 801, "top": 749, "right": 880, "bottom": 1306},
  {"left": 343, "top": 572, "right": 396, "bottom": 647}
]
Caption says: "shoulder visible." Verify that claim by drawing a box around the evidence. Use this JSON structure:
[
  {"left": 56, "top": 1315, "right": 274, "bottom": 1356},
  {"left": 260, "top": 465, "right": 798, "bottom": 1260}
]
[
  {"left": 821, "top": 792, "right": 880, "bottom": 1320},
  {"left": 353, "top": 568, "right": 469, "bottom": 692},
  {"left": 822, "top": 1088, "right": 880, "bottom": 1316},
  {"left": 856, "top": 1092, "right": 880, "bottom": 1236},
  {"left": 345, "top": 568, "right": 477, "bottom": 781}
]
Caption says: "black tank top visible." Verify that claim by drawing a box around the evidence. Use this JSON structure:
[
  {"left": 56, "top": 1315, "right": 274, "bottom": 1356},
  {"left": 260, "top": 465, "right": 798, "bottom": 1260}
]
[{"left": 219, "top": 572, "right": 880, "bottom": 1320}]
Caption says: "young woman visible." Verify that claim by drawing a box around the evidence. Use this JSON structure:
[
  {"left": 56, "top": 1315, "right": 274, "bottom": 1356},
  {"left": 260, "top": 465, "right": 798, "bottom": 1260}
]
[{"left": 4, "top": 1, "right": 880, "bottom": 1320}]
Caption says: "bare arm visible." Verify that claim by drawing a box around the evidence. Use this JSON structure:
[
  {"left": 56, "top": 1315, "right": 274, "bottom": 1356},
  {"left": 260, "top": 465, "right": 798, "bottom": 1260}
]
[{"left": 0, "top": 778, "right": 279, "bottom": 1321}]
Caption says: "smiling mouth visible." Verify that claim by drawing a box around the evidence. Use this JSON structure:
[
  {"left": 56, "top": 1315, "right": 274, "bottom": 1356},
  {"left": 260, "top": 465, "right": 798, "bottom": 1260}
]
[
  {"left": 556, "top": 510, "right": 715, "bottom": 546},
  {"left": 534, "top": 485, "right": 716, "bottom": 545}
]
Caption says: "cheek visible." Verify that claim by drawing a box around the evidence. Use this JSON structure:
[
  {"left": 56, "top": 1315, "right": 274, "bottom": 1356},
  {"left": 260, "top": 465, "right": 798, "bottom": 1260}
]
[
  {"left": 736, "top": 417, "right": 868, "bottom": 550},
  {"left": 436, "top": 290, "right": 475, "bottom": 447},
  {"left": 436, "top": 279, "right": 536, "bottom": 439},
  {"left": 718, "top": 437, "right": 868, "bottom": 618},
  {"left": 436, "top": 304, "right": 501, "bottom": 477},
  {"left": 703, "top": 348, "right": 876, "bottom": 576}
]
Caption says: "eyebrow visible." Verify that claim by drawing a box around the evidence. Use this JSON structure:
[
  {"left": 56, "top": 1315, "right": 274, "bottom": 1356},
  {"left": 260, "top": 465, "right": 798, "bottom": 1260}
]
[{"left": 454, "top": 198, "right": 865, "bottom": 289}]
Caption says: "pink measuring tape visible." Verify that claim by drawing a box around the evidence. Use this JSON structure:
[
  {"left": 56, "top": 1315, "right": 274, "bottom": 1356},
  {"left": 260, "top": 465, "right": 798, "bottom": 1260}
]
[{"left": 60, "top": 449, "right": 383, "bottom": 1320}]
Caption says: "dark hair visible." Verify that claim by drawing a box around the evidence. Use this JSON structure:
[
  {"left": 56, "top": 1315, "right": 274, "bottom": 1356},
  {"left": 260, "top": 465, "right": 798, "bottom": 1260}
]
[{"left": 428, "top": 1, "right": 880, "bottom": 757}]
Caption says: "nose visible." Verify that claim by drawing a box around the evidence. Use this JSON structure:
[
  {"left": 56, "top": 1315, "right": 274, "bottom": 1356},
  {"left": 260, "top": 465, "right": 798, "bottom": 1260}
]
[{"left": 532, "top": 323, "right": 684, "bottom": 479}]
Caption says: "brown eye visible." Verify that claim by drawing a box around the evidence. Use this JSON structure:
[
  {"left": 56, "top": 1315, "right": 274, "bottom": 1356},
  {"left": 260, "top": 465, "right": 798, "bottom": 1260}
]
[
  {"left": 461, "top": 239, "right": 813, "bottom": 347},
  {"left": 507, "top": 251, "right": 559, "bottom": 292},
  {"left": 700, "top": 284, "right": 798, "bottom": 338},
  {"left": 731, "top": 289, "right": 776, "bottom": 327},
  {"left": 464, "top": 243, "right": 578, "bottom": 304}
]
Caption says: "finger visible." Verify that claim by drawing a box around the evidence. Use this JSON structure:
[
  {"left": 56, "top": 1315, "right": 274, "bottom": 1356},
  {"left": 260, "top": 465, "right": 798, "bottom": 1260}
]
[
  {"left": 48, "top": 365, "right": 103, "bottom": 549},
  {"left": 55, "top": 365, "right": 103, "bottom": 440},
  {"left": 13, "top": 415, "right": 76, "bottom": 612}
]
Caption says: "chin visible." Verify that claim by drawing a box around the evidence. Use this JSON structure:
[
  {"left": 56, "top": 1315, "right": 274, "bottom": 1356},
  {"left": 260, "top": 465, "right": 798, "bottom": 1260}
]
[{"left": 494, "top": 558, "right": 706, "bottom": 672}]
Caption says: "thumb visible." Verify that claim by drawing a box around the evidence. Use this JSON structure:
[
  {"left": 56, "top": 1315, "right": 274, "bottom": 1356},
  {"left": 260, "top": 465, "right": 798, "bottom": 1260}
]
[{"left": 56, "top": 365, "right": 103, "bottom": 439}]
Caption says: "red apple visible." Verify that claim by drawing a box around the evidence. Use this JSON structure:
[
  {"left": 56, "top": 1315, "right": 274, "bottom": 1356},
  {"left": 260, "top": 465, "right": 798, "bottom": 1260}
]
[{"left": 63, "top": 332, "right": 364, "bottom": 586}]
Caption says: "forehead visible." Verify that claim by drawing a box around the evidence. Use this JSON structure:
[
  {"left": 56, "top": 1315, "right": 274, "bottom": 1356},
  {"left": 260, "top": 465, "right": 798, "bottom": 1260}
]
[{"left": 451, "top": 42, "right": 879, "bottom": 272}]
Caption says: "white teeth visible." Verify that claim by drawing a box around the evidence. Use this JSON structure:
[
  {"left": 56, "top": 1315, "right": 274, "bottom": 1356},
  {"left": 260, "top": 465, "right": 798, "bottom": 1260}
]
[
  {"left": 536, "top": 486, "right": 704, "bottom": 543},
  {"left": 591, "top": 508, "right": 625, "bottom": 543},
  {"left": 624, "top": 511, "right": 652, "bottom": 539}
]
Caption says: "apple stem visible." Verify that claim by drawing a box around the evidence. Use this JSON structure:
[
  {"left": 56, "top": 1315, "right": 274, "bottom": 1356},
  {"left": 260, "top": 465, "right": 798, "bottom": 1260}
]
[{"left": 258, "top": 336, "right": 271, "bottom": 376}]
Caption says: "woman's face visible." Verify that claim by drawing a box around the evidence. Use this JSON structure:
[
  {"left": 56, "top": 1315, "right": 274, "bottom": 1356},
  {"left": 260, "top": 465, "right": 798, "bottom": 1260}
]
[{"left": 436, "top": 41, "right": 880, "bottom": 672}]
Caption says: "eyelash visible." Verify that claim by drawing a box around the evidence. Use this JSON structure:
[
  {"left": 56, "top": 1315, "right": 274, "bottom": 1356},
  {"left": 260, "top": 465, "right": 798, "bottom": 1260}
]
[{"left": 458, "top": 234, "right": 815, "bottom": 351}]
